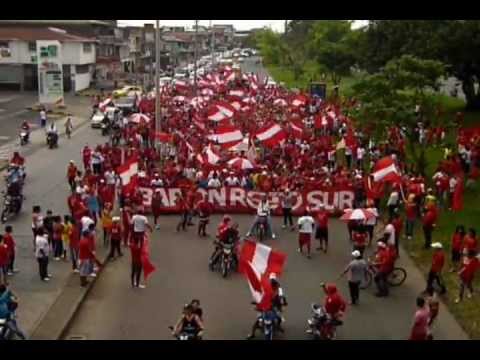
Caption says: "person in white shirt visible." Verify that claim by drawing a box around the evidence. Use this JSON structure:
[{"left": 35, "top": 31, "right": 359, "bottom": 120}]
[
  {"left": 225, "top": 172, "right": 240, "bottom": 187},
  {"left": 104, "top": 170, "right": 116, "bottom": 186},
  {"left": 387, "top": 189, "right": 400, "bottom": 219},
  {"left": 91, "top": 151, "right": 104, "bottom": 175},
  {"left": 246, "top": 195, "right": 276, "bottom": 239},
  {"left": 131, "top": 209, "right": 152, "bottom": 245},
  {"left": 151, "top": 173, "right": 164, "bottom": 188},
  {"left": 35, "top": 228, "right": 51, "bottom": 281},
  {"left": 81, "top": 215, "right": 95, "bottom": 233},
  {"left": 384, "top": 222, "right": 396, "bottom": 247},
  {"left": 207, "top": 174, "right": 221, "bottom": 188},
  {"left": 356, "top": 146, "right": 366, "bottom": 169},
  {"left": 297, "top": 210, "right": 315, "bottom": 258}
]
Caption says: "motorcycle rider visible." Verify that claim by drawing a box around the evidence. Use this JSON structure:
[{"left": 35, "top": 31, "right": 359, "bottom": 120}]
[
  {"left": 46, "top": 121, "right": 58, "bottom": 146},
  {"left": 0, "top": 284, "right": 26, "bottom": 339},
  {"left": 209, "top": 216, "right": 238, "bottom": 269},
  {"left": 321, "top": 283, "right": 346, "bottom": 326},
  {"left": 20, "top": 121, "right": 30, "bottom": 144},
  {"left": 246, "top": 273, "right": 287, "bottom": 339},
  {"left": 246, "top": 194, "right": 276, "bottom": 239},
  {"left": 172, "top": 304, "right": 204, "bottom": 339},
  {"left": 9, "top": 152, "right": 25, "bottom": 167}
]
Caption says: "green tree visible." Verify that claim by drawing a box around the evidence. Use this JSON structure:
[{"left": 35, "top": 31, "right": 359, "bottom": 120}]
[
  {"left": 352, "top": 55, "right": 447, "bottom": 174},
  {"left": 308, "top": 20, "right": 359, "bottom": 85},
  {"left": 359, "top": 20, "right": 480, "bottom": 110}
]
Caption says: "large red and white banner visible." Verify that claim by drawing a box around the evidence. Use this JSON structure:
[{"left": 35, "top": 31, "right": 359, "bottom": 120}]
[{"left": 138, "top": 186, "right": 354, "bottom": 215}]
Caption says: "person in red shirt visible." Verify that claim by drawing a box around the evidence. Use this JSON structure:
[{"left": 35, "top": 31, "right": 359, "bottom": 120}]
[
  {"left": 455, "top": 250, "right": 479, "bottom": 303},
  {"left": 66, "top": 160, "right": 78, "bottom": 193},
  {"left": 69, "top": 220, "right": 80, "bottom": 273},
  {"left": 108, "top": 217, "right": 123, "bottom": 260},
  {"left": 3, "top": 225, "right": 17, "bottom": 275},
  {"left": 175, "top": 193, "right": 188, "bottom": 232},
  {"left": 151, "top": 189, "right": 164, "bottom": 230},
  {"left": 10, "top": 151, "right": 25, "bottom": 167},
  {"left": 130, "top": 240, "right": 144, "bottom": 288},
  {"left": 82, "top": 144, "right": 92, "bottom": 171},
  {"left": 321, "top": 283, "right": 346, "bottom": 324},
  {"left": 373, "top": 242, "right": 391, "bottom": 297},
  {"left": 405, "top": 194, "right": 417, "bottom": 240},
  {"left": 315, "top": 204, "right": 329, "bottom": 253},
  {"left": 425, "top": 242, "right": 446, "bottom": 296},
  {"left": 462, "top": 228, "right": 477, "bottom": 255},
  {"left": 78, "top": 230, "right": 102, "bottom": 287},
  {"left": 450, "top": 225, "right": 466, "bottom": 272},
  {"left": 196, "top": 198, "right": 213, "bottom": 237},
  {"left": 0, "top": 235, "right": 8, "bottom": 285},
  {"left": 392, "top": 212, "right": 403, "bottom": 256},
  {"left": 422, "top": 207, "right": 437, "bottom": 249},
  {"left": 352, "top": 225, "right": 368, "bottom": 257}
]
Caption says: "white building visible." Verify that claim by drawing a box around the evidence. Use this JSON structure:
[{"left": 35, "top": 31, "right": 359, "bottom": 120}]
[{"left": 0, "top": 26, "right": 96, "bottom": 92}]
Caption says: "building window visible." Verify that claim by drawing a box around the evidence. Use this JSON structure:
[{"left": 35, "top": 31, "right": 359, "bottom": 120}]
[
  {"left": 28, "top": 41, "right": 36, "bottom": 52},
  {"left": 83, "top": 43, "right": 92, "bottom": 53},
  {"left": 76, "top": 64, "right": 90, "bottom": 74}
]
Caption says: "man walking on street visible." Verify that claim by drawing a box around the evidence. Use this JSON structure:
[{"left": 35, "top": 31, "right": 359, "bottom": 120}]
[
  {"left": 425, "top": 242, "right": 446, "bottom": 296},
  {"left": 35, "top": 228, "right": 51, "bottom": 282},
  {"left": 340, "top": 250, "right": 369, "bottom": 305}
]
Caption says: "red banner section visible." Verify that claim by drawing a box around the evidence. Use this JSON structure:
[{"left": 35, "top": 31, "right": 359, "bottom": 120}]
[{"left": 139, "top": 186, "right": 354, "bottom": 216}]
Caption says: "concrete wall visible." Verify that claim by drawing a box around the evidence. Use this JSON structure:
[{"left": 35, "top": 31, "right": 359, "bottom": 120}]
[{"left": 74, "top": 72, "right": 91, "bottom": 91}]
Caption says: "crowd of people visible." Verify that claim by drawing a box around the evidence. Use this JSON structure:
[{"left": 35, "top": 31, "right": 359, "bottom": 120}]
[{"left": 1, "top": 61, "right": 479, "bottom": 340}]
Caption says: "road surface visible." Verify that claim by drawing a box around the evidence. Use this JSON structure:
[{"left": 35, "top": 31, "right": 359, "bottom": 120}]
[{"left": 62, "top": 58, "right": 468, "bottom": 340}]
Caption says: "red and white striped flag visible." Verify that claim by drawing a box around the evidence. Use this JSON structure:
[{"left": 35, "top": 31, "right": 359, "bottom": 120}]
[
  {"left": 117, "top": 155, "right": 139, "bottom": 193},
  {"left": 291, "top": 94, "right": 308, "bottom": 107},
  {"left": 255, "top": 123, "right": 287, "bottom": 148},
  {"left": 239, "top": 240, "right": 287, "bottom": 311},
  {"left": 207, "top": 101, "right": 236, "bottom": 122},
  {"left": 290, "top": 120, "right": 304, "bottom": 139},
  {"left": 197, "top": 144, "right": 220, "bottom": 165},
  {"left": 192, "top": 113, "right": 206, "bottom": 131},
  {"left": 208, "top": 125, "right": 243, "bottom": 149},
  {"left": 372, "top": 156, "right": 402, "bottom": 183},
  {"left": 175, "top": 80, "right": 189, "bottom": 92}
]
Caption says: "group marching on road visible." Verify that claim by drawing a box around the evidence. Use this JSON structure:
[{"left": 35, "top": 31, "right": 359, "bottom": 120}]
[{"left": 1, "top": 60, "right": 479, "bottom": 340}]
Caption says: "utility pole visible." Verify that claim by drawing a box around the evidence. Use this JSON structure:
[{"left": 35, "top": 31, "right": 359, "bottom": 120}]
[
  {"left": 210, "top": 20, "right": 215, "bottom": 68},
  {"left": 155, "top": 20, "right": 161, "bottom": 148},
  {"left": 193, "top": 20, "right": 199, "bottom": 96}
]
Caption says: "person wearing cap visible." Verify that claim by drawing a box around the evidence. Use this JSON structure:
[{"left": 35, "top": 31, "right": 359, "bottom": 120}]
[
  {"left": 108, "top": 217, "right": 123, "bottom": 260},
  {"left": 372, "top": 241, "right": 390, "bottom": 297},
  {"left": 426, "top": 242, "right": 446, "bottom": 296},
  {"left": 66, "top": 160, "right": 78, "bottom": 193},
  {"left": 340, "top": 250, "right": 369, "bottom": 305}
]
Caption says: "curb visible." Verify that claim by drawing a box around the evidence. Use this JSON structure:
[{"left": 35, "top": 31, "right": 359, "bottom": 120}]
[{"left": 30, "top": 250, "right": 110, "bottom": 340}]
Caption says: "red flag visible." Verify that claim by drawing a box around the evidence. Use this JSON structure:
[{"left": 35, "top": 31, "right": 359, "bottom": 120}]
[{"left": 141, "top": 234, "right": 156, "bottom": 280}]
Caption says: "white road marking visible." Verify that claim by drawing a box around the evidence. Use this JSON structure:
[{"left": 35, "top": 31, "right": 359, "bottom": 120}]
[{"left": 0, "top": 136, "right": 10, "bottom": 140}]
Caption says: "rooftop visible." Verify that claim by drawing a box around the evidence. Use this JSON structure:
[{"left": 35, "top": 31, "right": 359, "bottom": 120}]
[{"left": 0, "top": 27, "right": 96, "bottom": 42}]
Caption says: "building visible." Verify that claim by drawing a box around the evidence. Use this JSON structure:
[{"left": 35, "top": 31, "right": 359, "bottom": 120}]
[
  {"left": 0, "top": 20, "right": 130, "bottom": 89},
  {"left": 0, "top": 26, "right": 96, "bottom": 92},
  {"left": 213, "top": 24, "right": 235, "bottom": 48}
]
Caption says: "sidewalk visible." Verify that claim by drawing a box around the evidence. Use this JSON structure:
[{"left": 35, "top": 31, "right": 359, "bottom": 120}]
[{"left": 0, "top": 114, "right": 108, "bottom": 339}]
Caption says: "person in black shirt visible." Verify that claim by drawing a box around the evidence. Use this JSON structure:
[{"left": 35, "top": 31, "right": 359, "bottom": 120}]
[{"left": 43, "top": 210, "right": 54, "bottom": 246}]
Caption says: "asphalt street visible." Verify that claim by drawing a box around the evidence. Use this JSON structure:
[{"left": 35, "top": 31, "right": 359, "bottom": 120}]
[{"left": 63, "top": 58, "right": 467, "bottom": 340}]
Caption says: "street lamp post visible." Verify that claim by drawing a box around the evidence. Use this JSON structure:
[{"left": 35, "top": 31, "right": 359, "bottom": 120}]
[
  {"left": 193, "top": 20, "right": 198, "bottom": 95},
  {"left": 155, "top": 20, "right": 161, "bottom": 148}
]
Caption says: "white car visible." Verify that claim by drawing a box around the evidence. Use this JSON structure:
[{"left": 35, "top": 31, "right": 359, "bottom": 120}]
[{"left": 91, "top": 110, "right": 105, "bottom": 128}]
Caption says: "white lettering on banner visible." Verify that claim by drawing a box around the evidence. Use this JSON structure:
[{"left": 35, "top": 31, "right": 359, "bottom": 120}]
[
  {"left": 230, "top": 187, "right": 247, "bottom": 207},
  {"left": 197, "top": 188, "right": 208, "bottom": 201},
  {"left": 290, "top": 191, "right": 303, "bottom": 210},
  {"left": 306, "top": 191, "right": 323, "bottom": 211},
  {"left": 208, "top": 188, "right": 227, "bottom": 207},
  {"left": 140, "top": 188, "right": 153, "bottom": 207},
  {"left": 246, "top": 191, "right": 263, "bottom": 209},
  {"left": 168, "top": 188, "right": 182, "bottom": 207},
  {"left": 138, "top": 187, "right": 354, "bottom": 213},
  {"left": 338, "top": 191, "right": 354, "bottom": 209}
]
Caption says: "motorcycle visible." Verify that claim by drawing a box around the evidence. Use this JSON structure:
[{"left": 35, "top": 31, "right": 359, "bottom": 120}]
[
  {"left": 219, "top": 242, "right": 237, "bottom": 278},
  {"left": 1, "top": 191, "right": 23, "bottom": 224},
  {"left": 257, "top": 310, "right": 277, "bottom": 340},
  {"left": 306, "top": 304, "right": 341, "bottom": 340},
  {"left": 0, "top": 318, "right": 12, "bottom": 340},
  {"left": 168, "top": 326, "right": 201, "bottom": 341},
  {"left": 19, "top": 131, "right": 29, "bottom": 146},
  {"left": 46, "top": 132, "right": 58, "bottom": 149}
]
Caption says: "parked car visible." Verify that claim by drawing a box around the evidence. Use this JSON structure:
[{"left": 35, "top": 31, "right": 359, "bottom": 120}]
[
  {"left": 91, "top": 110, "right": 106, "bottom": 128},
  {"left": 112, "top": 85, "right": 143, "bottom": 98}
]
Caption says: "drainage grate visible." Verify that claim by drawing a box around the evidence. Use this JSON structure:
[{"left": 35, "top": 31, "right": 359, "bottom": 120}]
[{"left": 67, "top": 335, "right": 87, "bottom": 340}]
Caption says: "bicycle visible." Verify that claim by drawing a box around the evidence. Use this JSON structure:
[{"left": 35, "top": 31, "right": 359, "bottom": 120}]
[{"left": 359, "top": 263, "right": 407, "bottom": 290}]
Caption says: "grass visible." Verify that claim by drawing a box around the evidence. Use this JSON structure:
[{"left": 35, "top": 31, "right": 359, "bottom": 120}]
[
  {"left": 267, "top": 62, "right": 480, "bottom": 337},
  {"left": 403, "top": 94, "right": 480, "bottom": 339},
  {"left": 265, "top": 63, "right": 358, "bottom": 98}
]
